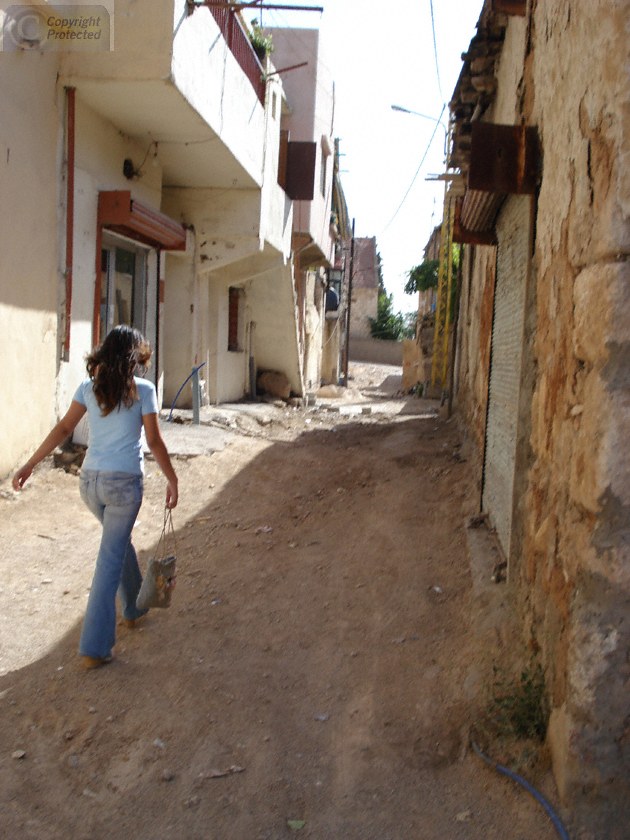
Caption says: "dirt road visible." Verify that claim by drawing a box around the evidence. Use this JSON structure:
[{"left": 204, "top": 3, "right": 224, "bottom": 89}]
[{"left": 0, "top": 364, "right": 570, "bottom": 839}]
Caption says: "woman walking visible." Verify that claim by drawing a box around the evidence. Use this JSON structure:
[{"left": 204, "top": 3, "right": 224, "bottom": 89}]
[{"left": 13, "top": 326, "right": 178, "bottom": 669}]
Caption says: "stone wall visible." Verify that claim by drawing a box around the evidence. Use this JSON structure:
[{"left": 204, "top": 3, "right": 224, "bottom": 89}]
[
  {"left": 454, "top": 244, "right": 497, "bottom": 453},
  {"left": 452, "top": 0, "right": 630, "bottom": 822},
  {"left": 349, "top": 337, "right": 402, "bottom": 366},
  {"left": 350, "top": 287, "right": 378, "bottom": 340},
  {"left": 524, "top": 0, "right": 630, "bottom": 811}
]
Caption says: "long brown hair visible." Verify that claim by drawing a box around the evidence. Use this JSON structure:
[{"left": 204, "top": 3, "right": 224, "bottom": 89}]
[{"left": 86, "top": 325, "right": 152, "bottom": 416}]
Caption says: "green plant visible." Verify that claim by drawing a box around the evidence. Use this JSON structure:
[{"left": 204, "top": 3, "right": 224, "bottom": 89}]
[
  {"left": 404, "top": 259, "right": 439, "bottom": 295},
  {"left": 249, "top": 20, "right": 274, "bottom": 56},
  {"left": 490, "top": 660, "right": 549, "bottom": 742},
  {"left": 368, "top": 292, "right": 405, "bottom": 341}
]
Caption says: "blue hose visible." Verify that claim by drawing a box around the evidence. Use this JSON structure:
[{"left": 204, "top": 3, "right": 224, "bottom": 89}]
[
  {"left": 472, "top": 742, "right": 571, "bottom": 840},
  {"left": 167, "top": 363, "right": 206, "bottom": 422}
]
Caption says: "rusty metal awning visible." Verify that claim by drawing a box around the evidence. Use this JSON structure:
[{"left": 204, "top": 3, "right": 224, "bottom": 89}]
[{"left": 98, "top": 191, "right": 186, "bottom": 251}]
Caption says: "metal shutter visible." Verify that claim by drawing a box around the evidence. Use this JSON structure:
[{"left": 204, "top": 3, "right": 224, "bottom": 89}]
[{"left": 482, "top": 194, "right": 531, "bottom": 558}]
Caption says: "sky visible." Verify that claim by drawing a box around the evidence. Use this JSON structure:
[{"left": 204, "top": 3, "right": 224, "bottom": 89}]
[{"left": 257, "top": 0, "right": 481, "bottom": 313}]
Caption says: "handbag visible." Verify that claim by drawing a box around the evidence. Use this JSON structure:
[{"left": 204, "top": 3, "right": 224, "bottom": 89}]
[{"left": 137, "top": 508, "right": 177, "bottom": 610}]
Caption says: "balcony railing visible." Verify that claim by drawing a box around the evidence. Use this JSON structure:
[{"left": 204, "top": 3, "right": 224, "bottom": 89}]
[{"left": 209, "top": 6, "right": 266, "bottom": 105}]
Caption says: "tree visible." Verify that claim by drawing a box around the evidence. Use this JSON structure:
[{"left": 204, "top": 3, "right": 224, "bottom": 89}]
[
  {"left": 404, "top": 246, "right": 460, "bottom": 296},
  {"left": 368, "top": 292, "right": 405, "bottom": 341},
  {"left": 404, "top": 259, "right": 439, "bottom": 295}
]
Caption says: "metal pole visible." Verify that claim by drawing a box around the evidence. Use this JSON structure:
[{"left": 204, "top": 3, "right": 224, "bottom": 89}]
[
  {"left": 192, "top": 367, "right": 201, "bottom": 425},
  {"left": 343, "top": 218, "right": 355, "bottom": 386}
]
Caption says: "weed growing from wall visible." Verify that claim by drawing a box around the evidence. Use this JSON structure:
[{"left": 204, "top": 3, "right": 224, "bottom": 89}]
[{"left": 490, "top": 659, "right": 549, "bottom": 742}]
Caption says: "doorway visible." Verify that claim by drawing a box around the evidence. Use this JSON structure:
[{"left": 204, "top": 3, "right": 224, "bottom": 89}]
[{"left": 99, "top": 235, "right": 149, "bottom": 344}]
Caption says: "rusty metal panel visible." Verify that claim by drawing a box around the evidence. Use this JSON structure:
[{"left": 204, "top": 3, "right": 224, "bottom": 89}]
[
  {"left": 98, "top": 191, "right": 186, "bottom": 250},
  {"left": 482, "top": 195, "right": 531, "bottom": 558},
  {"left": 469, "top": 123, "right": 539, "bottom": 195},
  {"left": 285, "top": 141, "right": 316, "bottom": 201},
  {"left": 492, "top": 0, "right": 527, "bottom": 15}
]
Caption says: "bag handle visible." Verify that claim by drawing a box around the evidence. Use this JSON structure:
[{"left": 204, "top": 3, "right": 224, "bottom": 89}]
[{"left": 156, "top": 507, "right": 177, "bottom": 560}]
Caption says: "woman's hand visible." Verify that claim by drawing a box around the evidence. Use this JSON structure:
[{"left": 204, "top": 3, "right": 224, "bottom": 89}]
[
  {"left": 143, "top": 413, "right": 179, "bottom": 510},
  {"left": 166, "top": 479, "right": 178, "bottom": 509},
  {"left": 12, "top": 401, "right": 86, "bottom": 492},
  {"left": 13, "top": 463, "right": 33, "bottom": 491}
]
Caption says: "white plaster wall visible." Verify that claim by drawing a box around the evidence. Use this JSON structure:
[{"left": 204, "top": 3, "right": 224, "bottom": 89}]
[
  {"left": 58, "top": 96, "right": 164, "bottom": 410},
  {"left": 171, "top": 0, "right": 265, "bottom": 186},
  {"left": 269, "top": 28, "right": 317, "bottom": 140},
  {"left": 309, "top": 32, "right": 335, "bottom": 264},
  {"left": 321, "top": 316, "right": 341, "bottom": 385},
  {"left": 302, "top": 270, "right": 324, "bottom": 391},
  {"left": 162, "top": 187, "right": 261, "bottom": 274},
  {"left": 161, "top": 183, "right": 298, "bottom": 405},
  {"left": 215, "top": 283, "right": 248, "bottom": 404},
  {"left": 163, "top": 252, "right": 195, "bottom": 407},
  {"left": 259, "top": 76, "right": 294, "bottom": 258},
  {"left": 247, "top": 263, "right": 303, "bottom": 395},
  {"left": 0, "top": 52, "right": 61, "bottom": 478},
  {"left": 270, "top": 27, "right": 335, "bottom": 266},
  {"left": 60, "top": 0, "right": 173, "bottom": 82},
  {"left": 145, "top": 249, "right": 159, "bottom": 380}
]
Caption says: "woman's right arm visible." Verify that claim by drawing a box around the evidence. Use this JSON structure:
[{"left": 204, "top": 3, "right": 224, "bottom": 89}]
[
  {"left": 13, "top": 401, "right": 87, "bottom": 490},
  {"left": 142, "top": 413, "right": 178, "bottom": 509}
]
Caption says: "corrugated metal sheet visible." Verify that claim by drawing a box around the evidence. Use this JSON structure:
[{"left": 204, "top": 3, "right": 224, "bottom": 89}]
[
  {"left": 460, "top": 189, "right": 504, "bottom": 232},
  {"left": 482, "top": 194, "right": 530, "bottom": 557}
]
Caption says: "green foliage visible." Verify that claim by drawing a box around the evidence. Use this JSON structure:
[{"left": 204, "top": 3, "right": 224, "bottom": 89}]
[
  {"left": 405, "top": 260, "right": 439, "bottom": 295},
  {"left": 250, "top": 20, "right": 274, "bottom": 55},
  {"left": 403, "top": 311, "right": 417, "bottom": 339},
  {"left": 405, "top": 245, "right": 461, "bottom": 295},
  {"left": 368, "top": 293, "right": 406, "bottom": 341},
  {"left": 491, "top": 660, "right": 549, "bottom": 742}
]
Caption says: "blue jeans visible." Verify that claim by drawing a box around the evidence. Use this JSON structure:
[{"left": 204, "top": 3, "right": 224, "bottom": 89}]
[{"left": 78, "top": 470, "right": 147, "bottom": 659}]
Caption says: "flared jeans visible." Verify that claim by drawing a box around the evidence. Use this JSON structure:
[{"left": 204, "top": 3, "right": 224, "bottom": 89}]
[{"left": 78, "top": 470, "right": 147, "bottom": 659}]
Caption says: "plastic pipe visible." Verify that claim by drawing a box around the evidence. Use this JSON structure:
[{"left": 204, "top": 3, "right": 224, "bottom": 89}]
[
  {"left": 471, "top": 742, "right": 570, "bottom": 840},
  {"left": 167, "top": 363, "right": 206, "bottom": 422}
]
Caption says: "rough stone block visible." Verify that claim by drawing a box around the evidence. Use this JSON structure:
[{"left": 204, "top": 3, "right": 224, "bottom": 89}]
[
  {"left": 573, "top": 262, "right": 630, "bottom": 365},
  {"left": 569, "top": 371, "right": 609, "bottom": 514},
  {"left": 547, "top": 704, "right": 584, "bottom": 803},
  {"left": 257, "top": 370, "right": 291, "bottom": 401}
]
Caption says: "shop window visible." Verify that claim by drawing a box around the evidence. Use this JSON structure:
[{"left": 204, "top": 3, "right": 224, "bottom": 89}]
[{"left": 100, "top": 234, "right": 148, "bottom": 344}]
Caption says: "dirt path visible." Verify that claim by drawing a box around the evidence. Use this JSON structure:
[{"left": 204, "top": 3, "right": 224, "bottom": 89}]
[{"left": 0, "top": 364, "right": 571, "bottom": 839}]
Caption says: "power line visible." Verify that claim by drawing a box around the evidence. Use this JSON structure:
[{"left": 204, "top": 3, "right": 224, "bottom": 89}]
[
  {"left": 429, "top": 0, "right": 444, "bottom": 103},
  {"left": 380, "top": 104, "right": 446, "bottom": 236}
]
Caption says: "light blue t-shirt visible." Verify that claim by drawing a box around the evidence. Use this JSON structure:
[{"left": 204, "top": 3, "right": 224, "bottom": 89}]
[{"left": 73, "top": 377, "right": 158, "bottom": 475}]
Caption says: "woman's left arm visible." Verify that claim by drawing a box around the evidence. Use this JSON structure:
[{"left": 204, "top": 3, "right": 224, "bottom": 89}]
[
  {"left": 13, "top": 401, "right": 87, "bottom": 490},
  {"left": 142, "top": 413, "right": 178, "bottom": 509}
]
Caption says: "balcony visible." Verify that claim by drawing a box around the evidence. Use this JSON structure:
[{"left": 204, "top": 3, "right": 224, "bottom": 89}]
[
  {"left": 57, "top": 0, "right": 268, "bottom": 190},
  {"left": 206, "top": 5, "right": 266, "bottom": 105}
]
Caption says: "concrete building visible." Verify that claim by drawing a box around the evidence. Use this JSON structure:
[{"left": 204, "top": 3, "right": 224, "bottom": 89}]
[
  {"left": 265, "top": 26, "right": 341, "bottom": 392},
  {"left": 0, "top": 1, "right": 326, "bottom": 477},
  {"left": 448, "top": 0, "right": 630, "bottom": 828},
  {"left": 348, "top": 237, "right": 381, "bottom": 340}
]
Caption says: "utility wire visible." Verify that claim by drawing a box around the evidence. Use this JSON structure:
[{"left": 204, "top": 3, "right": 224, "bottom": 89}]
[
  {"left": 380, "top": 104, "right": 446, "bottom": 236},
  {"left": 429, "top": 0, "right": 444, "bottom": 103}
]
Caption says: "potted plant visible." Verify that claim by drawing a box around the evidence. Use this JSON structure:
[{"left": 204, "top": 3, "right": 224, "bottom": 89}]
[{"left": 249, "top": 19, "right": 273, "bottom": 63}]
